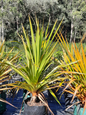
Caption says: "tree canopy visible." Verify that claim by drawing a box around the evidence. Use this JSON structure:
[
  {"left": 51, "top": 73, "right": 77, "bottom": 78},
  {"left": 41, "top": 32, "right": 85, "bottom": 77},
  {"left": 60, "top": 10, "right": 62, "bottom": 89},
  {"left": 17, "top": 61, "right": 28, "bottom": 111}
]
[{"left": 0, "top": 0, "right": 86, "bottom": 42}]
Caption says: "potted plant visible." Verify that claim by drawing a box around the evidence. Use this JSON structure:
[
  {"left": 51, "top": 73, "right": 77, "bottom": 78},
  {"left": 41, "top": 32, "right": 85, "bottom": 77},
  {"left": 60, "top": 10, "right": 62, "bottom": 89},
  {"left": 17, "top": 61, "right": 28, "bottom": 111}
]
[
  {"left": 2, "top": 17, "right": 67, "bottom": 115},
  {"left": 0, "top": 40, "right": 18, "bottom": 113},
  {"left": 58, "top": 33, "right": 86, "bottom": 115}
]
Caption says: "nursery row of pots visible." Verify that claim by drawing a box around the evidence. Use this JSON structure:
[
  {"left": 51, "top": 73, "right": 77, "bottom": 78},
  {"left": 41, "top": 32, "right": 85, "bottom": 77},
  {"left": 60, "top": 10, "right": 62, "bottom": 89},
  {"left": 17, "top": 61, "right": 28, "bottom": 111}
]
[{"left": 0, "top": 18, "right": 86, "bottom": 115}]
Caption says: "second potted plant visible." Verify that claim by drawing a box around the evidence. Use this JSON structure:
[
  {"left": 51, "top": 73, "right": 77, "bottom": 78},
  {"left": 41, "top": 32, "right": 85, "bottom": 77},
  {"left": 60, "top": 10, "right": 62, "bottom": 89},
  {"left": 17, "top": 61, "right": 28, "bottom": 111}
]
[
  {"left": 58, "top": 33, "right": 86, "bottom": 115},
  {"left": 0, "top": 40, "right": 19, "bottom": 113}
]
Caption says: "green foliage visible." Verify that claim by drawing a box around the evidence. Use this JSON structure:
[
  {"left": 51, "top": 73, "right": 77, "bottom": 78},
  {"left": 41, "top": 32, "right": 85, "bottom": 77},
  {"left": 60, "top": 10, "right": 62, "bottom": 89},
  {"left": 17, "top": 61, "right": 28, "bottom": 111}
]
[
  {"left": 0, "top": 0, "right": 86, "bottom": 43},
  {"left": 58, "top": 0, "right": 86, "bottom": 42},
  {"left": 4, "top": 41, "right": 25, "bottom": 64},
  {"left": 6, "top": 17, "right": 63, "bottom": 93},
  {"left": 3, "top": 18, "right": 68, "bottom": 114}
]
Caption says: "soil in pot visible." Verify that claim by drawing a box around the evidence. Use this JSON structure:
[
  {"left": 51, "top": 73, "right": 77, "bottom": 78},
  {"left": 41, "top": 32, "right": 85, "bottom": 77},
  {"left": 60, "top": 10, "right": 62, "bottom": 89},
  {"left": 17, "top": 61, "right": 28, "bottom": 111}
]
[{"left": 24, "top": 96, "right": 48, "bottom": 115}]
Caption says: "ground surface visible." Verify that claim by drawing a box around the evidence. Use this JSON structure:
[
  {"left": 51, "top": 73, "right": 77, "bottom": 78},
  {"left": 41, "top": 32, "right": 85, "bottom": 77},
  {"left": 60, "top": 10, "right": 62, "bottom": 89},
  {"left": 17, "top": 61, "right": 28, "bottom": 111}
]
[{"left": 1, "top": 89, "right": 74, "bottom": 115}]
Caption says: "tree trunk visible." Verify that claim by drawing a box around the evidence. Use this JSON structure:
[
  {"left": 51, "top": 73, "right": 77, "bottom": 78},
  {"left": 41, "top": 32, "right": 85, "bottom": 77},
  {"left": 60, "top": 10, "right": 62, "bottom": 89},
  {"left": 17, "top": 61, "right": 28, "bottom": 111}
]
[
  {"left": 70, "top": 0, "right": 74, "bottom": 43},
  {"left": 70, "top": 15, "right": 74, "bottom": 43},
  {"left": 16, "top": 3, "right": 19, "bottom": 42},
  {"left": 74, "top": 27, "right": 77, "bottom": 42},
  {"left": 1, "top": 0, "right": 4, "bottom": 42},
  {"left": 2, "top": 18, "right": 4, "bottom": 42},
  {"left": 0, "top": 21, "right": 1, "bottom": 41},
  {"left": 70, "top": 21, "right": 73, "bottom": 43},
  {"left": 16, "top": 16, "right": 18, "bottom": 33}
]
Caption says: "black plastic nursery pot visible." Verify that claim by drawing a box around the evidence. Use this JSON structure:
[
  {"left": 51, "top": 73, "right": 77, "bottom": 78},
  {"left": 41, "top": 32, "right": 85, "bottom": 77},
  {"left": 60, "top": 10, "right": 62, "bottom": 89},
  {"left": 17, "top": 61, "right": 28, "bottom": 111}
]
[
  {"left": 0, "top": 91, "right": 6, "bottom": 113},
  {"left": 24, "top": 103, "right": 47, "bottom": 115},
  {"left": 23, "top": 94, "right": 48, "bottom": 115}
]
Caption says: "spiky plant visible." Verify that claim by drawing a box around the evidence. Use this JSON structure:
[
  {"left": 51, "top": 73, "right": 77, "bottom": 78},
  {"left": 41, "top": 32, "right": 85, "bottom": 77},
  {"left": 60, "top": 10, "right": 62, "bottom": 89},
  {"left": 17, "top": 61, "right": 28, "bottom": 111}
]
[
  {"left": 58, "top": 33, "right": 86, "bottom": 114},
  {"left": 0, "top": 40, "right": 19, "bottom": 108},
  {"left": 2, "top": 17, "right": 67, "bottom": 114}
]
